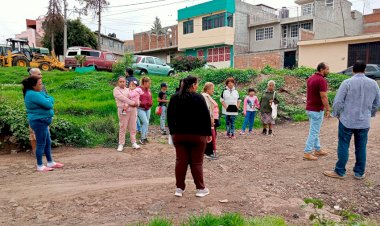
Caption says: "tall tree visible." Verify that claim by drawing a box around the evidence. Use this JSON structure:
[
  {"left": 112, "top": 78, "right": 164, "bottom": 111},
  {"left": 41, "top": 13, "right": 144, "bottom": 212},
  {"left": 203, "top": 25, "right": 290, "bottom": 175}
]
[
  {"left": 42, "top": 18, "right": 98, "bottom": 55},
  {"left": 44, "top": 0, "right": 64, "bottom": 52},
  {"left": 151, "top": 16, "right": 163, "bottom": 34},
  {"left": 77, "top": 0, "right": 109, "bottom": 50}
]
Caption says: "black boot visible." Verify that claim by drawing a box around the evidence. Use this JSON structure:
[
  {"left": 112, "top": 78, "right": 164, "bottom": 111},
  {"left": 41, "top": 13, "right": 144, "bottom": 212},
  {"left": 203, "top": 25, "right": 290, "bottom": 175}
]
[{"left": 262, "top": 128, "right": 267, "bottom": 135}]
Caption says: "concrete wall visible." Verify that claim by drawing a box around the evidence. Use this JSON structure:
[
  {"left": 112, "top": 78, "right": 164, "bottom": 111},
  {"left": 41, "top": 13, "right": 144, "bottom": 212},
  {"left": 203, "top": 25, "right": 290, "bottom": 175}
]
[
  {"left": 249, "top": 24, "right": 281, "bottom": 52},
  {"left": 100, "top": 36, "right": 125, "bottom": 56},
  {"left": 178, "top": 11, "right": 235, "bottom": 50},
  {"left": 234, "top": 50, "right": 283, "bottom": 69},
  {"left": 234, "top": 0, "right": 256, "bottom": 55}
]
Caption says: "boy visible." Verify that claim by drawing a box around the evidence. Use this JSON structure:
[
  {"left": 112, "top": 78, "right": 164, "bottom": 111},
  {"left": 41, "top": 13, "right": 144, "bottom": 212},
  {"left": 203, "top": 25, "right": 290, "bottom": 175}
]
[{"left": 158, "top": 83, "right": 169, "bottom": 135}]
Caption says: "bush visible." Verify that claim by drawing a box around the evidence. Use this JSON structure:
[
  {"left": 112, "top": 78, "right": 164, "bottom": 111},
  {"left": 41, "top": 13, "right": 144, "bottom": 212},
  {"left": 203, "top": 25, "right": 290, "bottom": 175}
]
[
  {"left": 171, "top": 55, "right": 206, "bottom": 72},
  {"left": 112, "top": 52, "right": 134, "bottom": 78},
  {"left": 50, "top": 118, "right": 93, "bottom": 147},
  {"left": 257, "top": 75, "right": 285, "bottom": 93}
]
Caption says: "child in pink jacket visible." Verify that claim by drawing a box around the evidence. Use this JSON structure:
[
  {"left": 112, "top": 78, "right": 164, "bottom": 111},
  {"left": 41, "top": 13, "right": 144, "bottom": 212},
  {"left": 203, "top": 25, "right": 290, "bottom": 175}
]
[
  {"left": 240, "top": 88, "right": 260, "bottom": 135},
  {"left": 113, "top": 77, "right": 141, "bottom": 151}
]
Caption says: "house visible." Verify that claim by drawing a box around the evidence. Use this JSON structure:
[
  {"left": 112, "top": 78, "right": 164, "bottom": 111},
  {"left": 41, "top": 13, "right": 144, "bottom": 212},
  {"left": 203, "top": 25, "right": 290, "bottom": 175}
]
[
  {"left": 133, "top": 25, "right": 179, "bottom": 63},
  {"left": 364, "top": 9, "right": 380, "bottom": 34},
  {"left": 234, "top": 0, "right": 363, "bottom": 69},
  {"left": 177, "top": 0, "right": 257, "bottom": 68},
  {"left": 124, "top": 40, "right": 134, "bottom": 53},
  {"left": 298, "top": 34, "right": 380, "bottom": 72},
  {"left": 15, "top": 16, "right": 45, "bottom": 47},
  {"left": 95, "top": 32, "right": 125, "bottom": 57}
]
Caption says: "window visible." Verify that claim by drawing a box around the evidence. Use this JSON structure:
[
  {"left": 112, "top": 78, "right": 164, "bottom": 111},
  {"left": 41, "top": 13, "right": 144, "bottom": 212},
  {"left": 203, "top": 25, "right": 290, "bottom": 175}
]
[
  {"left": 366, "top": 66, "right": 377, "bottom": 72},
  {"left": 202, "top": 13, "right": 226, "bottom": 31},
  {"left": 301, "top": 22, "right": 312, "bottom": 31},
  {"left": 154, "top": 58, "right": 165, "bottom": 65},
  {"left": 282, "top": 26, "right": 287, "bottom": 38},
  {"left": 227, "top": 13, "right": 233, "bottom": 27},
  {"left": 207, "top": 46, "right": 230, "bottom": 63},
  {"left": 109, "top": 40, "right": 114, "bottom": 47},
  {"left": 256, "top": 27, "right": 273, "bottom": 41},
  {"left": 197, "top": 49, "right": 204, "bottom": 60},
  {"left": 146, "top": 57, "right": 155, "bottom": 64},
  {"left": 67, "top": 51, "right": 78, "bottom": 56},
  {"left": 183, "top": 20, "right": 194, "bottom": 34},
  {"left": 81, "top": 50, "right": 100, "bottom": 57},
  {"left": 325, "top": 0, "right": 334, "bottom": 7},
  {"left": 106, "top": 54, "right": 114, "bottom": 61},
  {"left": 290, "top": 24, "right": 300, "bottom": 37},
  {"left": 301, "top": 3, "right": 313, "bottom": 16}
]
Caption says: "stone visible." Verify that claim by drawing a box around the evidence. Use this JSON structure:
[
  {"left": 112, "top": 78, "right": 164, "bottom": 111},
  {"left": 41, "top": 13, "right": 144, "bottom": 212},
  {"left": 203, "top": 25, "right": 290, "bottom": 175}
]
[
  {"left": 11, "top": 150, "right": 18, "bottom": 155},
  {"left": 293, "top": 213, "right": 300, "bottom": 219}
]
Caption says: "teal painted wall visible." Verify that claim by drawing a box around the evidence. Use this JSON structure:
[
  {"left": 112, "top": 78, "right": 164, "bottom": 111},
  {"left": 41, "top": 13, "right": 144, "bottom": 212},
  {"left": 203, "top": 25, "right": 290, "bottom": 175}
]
[
  {"left": 184, "top": 45, "right": 234, "bottom": 68},
  {"left": 178, "top": 0, "right": 235, "bottom": 21}
]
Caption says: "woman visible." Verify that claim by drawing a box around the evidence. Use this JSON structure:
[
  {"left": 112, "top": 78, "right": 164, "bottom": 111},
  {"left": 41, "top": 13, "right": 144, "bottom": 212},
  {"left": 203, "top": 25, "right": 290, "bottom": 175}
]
[
  {"left": 167, "top": 75, "right": 212, "bottom": 198},
  {"left": 113, "top": 76, "right": 140, "bottom": 151},
  {"left": 259, "top": 80, "right": 279, "bottom": 136},
  {"left": 220, "top": 77, "right": 241, "bottom": 139},
  {"left": 22, "top": 76, "right": 64, "bottom": 172},
  {"left": 202, "top": 82, "right": 219, "bottom": 160},
  {"left": 137, "top": 77, "right": 153, "bottom": 145}
]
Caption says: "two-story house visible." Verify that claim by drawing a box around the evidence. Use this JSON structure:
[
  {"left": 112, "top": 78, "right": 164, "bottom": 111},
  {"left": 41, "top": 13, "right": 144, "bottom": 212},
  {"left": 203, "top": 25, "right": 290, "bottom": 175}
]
[{"left": 235, "top": 0, "right": 363, "bottom": 69}]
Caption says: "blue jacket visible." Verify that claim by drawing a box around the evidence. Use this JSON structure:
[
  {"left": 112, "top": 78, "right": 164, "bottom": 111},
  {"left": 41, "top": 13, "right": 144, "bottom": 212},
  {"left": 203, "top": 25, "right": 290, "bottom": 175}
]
[{"left": 24, "top": 90, "right": 55, "bottom": 121}]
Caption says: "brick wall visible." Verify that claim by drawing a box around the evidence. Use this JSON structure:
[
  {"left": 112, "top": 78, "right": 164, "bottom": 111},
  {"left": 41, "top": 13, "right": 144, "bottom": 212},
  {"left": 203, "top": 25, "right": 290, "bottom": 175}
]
[
  {"left": 363, "top": 9, "right": 380, "bottom": 34},
  {"left": 300, "top": 29, "right": 315, "bottom": 41},
  {"left": 134, "top": 25, "right": 178, "bottom": 52},
  {"left": 234, "top": 51, "right": 283, "bottom": 69}
]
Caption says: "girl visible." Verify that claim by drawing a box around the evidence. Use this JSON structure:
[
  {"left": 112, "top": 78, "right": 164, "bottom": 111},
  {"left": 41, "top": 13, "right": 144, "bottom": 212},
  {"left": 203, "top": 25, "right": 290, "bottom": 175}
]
[
  {"left": 113, "top": 76, "right": 140, "bottom": 151},
  {"left": 240, "top": 88, "right": 260, "bottom": 135},
  {"left": 137, "top": 77, "right": 153, "bottom": 145},
  {"left": 259, "top": 80, "right": 279, "bottom": 136},
  {"left": 220, "top": 77, "right": 241, "bottom": 139}
]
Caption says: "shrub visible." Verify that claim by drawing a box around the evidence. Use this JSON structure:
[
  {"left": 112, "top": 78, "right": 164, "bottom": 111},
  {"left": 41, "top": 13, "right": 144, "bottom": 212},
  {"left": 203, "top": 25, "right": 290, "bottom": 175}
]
[
  {"left": 326, "top": 73, "right": 349, "bottom": 90},
  {"left": 257, "top": 75, "right": 285, "bottom": 93},
  {"left": 50, "top": 118, "right": 93, "bottom": 147},
  {"left": 112, "top": 52, "right": 134, "bottom": 78},
  {"left": 171, "top": 55, "right": 206, "bottom": 72}
]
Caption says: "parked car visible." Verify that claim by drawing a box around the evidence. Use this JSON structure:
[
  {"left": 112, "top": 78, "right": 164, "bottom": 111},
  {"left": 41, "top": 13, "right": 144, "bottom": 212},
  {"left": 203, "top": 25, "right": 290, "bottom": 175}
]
[
  {"left": 65, "top": 47, "right": 116, "bottom": 71},
  {"left": 132, "top": 55, "right": 175, "bottom": 76},
  {"left": 204, "top": 63, "right": 217, "bottom": 69},
  {"left": 339, "top": 64, "right": 380, "bottom": 79}
]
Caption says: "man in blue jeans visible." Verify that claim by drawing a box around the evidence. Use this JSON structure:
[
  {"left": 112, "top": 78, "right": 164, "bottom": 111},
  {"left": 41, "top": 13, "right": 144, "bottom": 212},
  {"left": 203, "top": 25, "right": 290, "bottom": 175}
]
[
  {"left": 324, "top": 61, "right": 380, "bottom": 180},
  {"left": 303, "top": 62, "right": 330, "bottom": 160}
]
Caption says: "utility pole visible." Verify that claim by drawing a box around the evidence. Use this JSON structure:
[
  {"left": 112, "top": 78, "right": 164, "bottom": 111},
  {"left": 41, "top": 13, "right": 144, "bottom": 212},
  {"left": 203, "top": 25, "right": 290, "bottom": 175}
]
[
  {"left": 97, "top": 0, "right": 101, "bottom": 50},
  {"left": 63, "top": 0, "right": 67, "bottom": 58}
]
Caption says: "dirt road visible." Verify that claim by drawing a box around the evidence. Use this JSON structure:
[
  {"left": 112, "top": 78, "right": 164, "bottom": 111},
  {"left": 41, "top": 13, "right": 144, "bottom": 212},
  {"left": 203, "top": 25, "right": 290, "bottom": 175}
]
[{"left": 0, "top": 118, "right": 379, "bottom": 225}]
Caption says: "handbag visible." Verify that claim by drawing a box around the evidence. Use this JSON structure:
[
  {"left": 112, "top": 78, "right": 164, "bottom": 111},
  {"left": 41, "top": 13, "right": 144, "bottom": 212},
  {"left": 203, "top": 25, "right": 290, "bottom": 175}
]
[
  {"left": 155, "top": 106, "right": 162, "bottom": 115},
  {"left": 271, "top": 91, "right": 278, "bottom": 120}
]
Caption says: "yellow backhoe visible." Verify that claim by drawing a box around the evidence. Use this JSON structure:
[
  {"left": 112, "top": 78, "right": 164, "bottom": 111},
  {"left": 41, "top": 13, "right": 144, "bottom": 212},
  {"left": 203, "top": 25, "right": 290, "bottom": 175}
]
[{"left": 0, "top": 38, "right": 66, "bottom": 71}]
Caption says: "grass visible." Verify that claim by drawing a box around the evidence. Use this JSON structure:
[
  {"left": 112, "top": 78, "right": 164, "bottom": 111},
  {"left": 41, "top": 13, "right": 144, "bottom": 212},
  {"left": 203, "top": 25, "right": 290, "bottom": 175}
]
[{"left": 130, "top": 213, "right": 287, "bottom": 226}]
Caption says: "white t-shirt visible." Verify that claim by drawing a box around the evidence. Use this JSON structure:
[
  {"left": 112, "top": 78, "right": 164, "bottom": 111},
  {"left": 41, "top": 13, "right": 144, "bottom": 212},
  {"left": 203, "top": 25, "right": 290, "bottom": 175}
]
[{"left": 220, "top": 87, "right": 240, "bottom": 116}]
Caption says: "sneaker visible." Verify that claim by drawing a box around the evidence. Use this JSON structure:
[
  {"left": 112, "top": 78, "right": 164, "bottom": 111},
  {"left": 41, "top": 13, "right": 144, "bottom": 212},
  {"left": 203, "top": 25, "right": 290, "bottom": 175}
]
[
  {"left": 37, "top": 165, "right": 54, "bottom": 172},
  {"left": 262, "top": 129, "right": 267, "bottom": 135},
  {"left": 161, "top": 130, "right": 167, "bottom": 135},
  {"left": 303, "top": 153, "right": 318, "bottom": 161},
  {"left": 174, "top": 188, "right": 184, "bottom": 197},
  {"left": 231, "top": 135, "right": 236, "bottom": 139},
  {"left": 139, "top": 139, "right": 145, "bottom": 145},
  {"left": 323, "top": 170, "right": 345, "bottom": 179},
  {"left": 47, "top": 162, "right": 64, "bottom": 169},
  {"left": 354, "top": 173, "right": 366, "bottom": 180},
  {"left": 117, "top": 144, "right": 124, "bottom": 152},
  {"left": 132, "top": 143, "right": 140, "bottom": 150},
  {"left": 313, "top": 150, "right": 328, "bottom": 157},
  {"left": 205, "top": 154, "right": 218, "bottom": 160},
  {"left": 268, "top": 130, "right": 273, "bottom": 136},
  {"left": 239, "top": 131, "right": 246, "bottom": 135},
  {"left": 196, "top": 188, "right": 210, "bottom": 197}
]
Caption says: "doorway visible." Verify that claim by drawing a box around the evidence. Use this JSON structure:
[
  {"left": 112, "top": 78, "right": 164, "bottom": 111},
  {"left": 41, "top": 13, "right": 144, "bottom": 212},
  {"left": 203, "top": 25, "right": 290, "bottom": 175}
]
[{"left": 284, "top": 51, "right": 296, "bottom": 69}]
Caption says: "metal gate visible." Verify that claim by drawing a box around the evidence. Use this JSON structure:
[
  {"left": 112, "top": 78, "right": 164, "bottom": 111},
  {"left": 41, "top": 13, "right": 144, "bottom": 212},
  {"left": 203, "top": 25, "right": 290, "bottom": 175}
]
[{"left": 348, "top": 41, "right": 380, "bottom": 67}]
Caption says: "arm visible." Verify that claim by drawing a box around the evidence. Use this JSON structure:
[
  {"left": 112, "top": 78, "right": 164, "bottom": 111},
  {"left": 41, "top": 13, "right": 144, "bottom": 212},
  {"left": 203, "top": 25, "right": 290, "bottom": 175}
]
[
  {"left": 332, "top": 81, "right": 348, "bottom": 118},
  {"left": 29, "top": 92, "right": 54, "bottom": 109},
  {"left": 113, "top": 88, "right": 136, "bottom": 107},
  {"left": 243, "top": 97, "right": 247, "bottom": 115},
  {"left": 254, "top": 97, "right": 260, "bottom": 109},
  {"left": 371, "top": 87, "right": 380, "bottom": 117},
  {"left": 220, "top": 90, "right": 228, "bottom": 109},
  {"left": 320, "top": 91, "right": 330, "bottom": 118}
]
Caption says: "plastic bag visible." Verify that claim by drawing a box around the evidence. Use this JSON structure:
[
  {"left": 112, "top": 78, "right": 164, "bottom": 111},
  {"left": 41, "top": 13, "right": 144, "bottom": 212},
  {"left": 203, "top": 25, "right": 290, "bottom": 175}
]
[{"left": 155, "top": 106, "right": 162, "bottom": 115}]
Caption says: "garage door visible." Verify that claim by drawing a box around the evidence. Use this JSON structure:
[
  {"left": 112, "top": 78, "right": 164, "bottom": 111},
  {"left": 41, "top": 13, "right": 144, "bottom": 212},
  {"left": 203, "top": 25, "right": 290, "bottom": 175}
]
[{"left": 348, "top": 41, "right": 380, "bottom": 67}]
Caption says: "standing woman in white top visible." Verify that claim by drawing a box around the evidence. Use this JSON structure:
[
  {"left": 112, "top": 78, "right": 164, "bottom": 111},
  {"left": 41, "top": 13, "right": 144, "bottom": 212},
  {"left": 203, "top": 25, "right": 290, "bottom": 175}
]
[{"left": 220, "top": 77, "right": 241, "bottom": 139}]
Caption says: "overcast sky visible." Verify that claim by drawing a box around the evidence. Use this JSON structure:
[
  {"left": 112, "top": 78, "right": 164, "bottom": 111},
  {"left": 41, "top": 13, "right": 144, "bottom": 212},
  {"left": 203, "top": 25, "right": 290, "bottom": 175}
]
[{"left": 0, "top": 0, "right": 379, "bottom": 43}]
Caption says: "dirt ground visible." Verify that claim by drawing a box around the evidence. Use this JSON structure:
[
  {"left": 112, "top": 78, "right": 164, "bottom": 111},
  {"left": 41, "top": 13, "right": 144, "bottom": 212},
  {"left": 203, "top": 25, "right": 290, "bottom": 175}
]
[{"left": 0, "top": 118, "right": 379, "bottom": 226}]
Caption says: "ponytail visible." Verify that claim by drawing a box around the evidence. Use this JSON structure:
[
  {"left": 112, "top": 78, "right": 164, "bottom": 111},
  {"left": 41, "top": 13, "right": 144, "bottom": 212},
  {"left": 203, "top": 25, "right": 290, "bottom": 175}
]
[
  {"left": 22, "top": 76, "right": 40, "bottom": 98},
  {"left": 179, "top": 75, "right": 198, "bottom": 97}
]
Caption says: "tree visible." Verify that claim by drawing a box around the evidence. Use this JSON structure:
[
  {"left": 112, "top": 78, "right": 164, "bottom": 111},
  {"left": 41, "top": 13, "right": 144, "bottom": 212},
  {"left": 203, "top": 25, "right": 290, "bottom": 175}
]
[
  {"left": 151, "top": 16, "right": 163, "bottom": 34},
  {"left": 42, "top": 18, "right": 98, "bottom": 55},
  {"left": 77, "top": 0, "right": 109, "bottom": 50},
  {"left": 44, "top": 0, "right": 64, "bottom": 53}
]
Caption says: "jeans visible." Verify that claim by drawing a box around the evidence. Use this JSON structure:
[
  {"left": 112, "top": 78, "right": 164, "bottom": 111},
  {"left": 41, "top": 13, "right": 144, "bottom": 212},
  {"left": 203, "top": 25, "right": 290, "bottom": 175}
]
[
  {"left": 136, "top": 118, "right": 141, "bottom": 132},
  {"left": 29, "top": 118, "right": 53, "bottom": 167},
  {"left": 242, "top": 111, "right": 257, "bottom": 132},
  {"left": 137, "top": 108, "right": 151, "bottom": 140},
  {"left": 304, "top": 111, "right": 324, "bottom": 153},
  {"left": 335, "top": 121, "right": 369, "bottom": 177},
  {"left": 173, "top": 134, "right": 207, "bottom": 190},
  {"left": 225, "top": 115, "right": 237, "bottom": 135},
  {"left": 160, "top": 105, "right": 167, "bottom": 131}
]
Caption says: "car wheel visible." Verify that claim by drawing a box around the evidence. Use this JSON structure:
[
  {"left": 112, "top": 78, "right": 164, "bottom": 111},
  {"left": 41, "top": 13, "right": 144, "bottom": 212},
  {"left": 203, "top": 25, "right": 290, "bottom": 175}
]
[
  {"left": 168, "top": 71, "right": 175, "bottom": 76},
  {"left": 140, "top": 70, "right": 147, "bottom": 75}
]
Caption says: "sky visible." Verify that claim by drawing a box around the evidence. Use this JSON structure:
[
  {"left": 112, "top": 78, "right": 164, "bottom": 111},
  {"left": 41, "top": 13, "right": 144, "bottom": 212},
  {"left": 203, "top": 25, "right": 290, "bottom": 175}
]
[{"left": 0, "top": 0, "right": 379, "bottom": 43}]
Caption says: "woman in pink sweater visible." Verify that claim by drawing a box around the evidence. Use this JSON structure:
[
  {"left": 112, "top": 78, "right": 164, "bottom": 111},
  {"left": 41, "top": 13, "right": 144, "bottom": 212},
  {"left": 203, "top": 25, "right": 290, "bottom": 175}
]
[
  {"left": 240, "top": 88, "right": 260, "bottom": 135},
  {"left": 113, "top": 77, "right": 141, "bottom": 151}
]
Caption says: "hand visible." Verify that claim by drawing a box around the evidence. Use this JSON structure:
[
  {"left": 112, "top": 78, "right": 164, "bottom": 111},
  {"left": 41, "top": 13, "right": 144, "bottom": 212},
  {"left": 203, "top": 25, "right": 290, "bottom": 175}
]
[
  {"left": 206, "top": 136, "right": 212, "bottom": 143},
  {"left": 243, "top": 112, "right": 246, "bottom": 116},
  {"left": 269, "top": 100, "right": 273, "bottom": 104},
  {"left": 325, "top": 110, "right": 331, "bottom": 119}
]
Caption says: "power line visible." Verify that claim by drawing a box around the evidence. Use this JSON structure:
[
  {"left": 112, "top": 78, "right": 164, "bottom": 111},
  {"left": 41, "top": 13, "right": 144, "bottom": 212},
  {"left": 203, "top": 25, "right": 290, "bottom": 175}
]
[{"left": 106, "top": 0, "right": 169, "bottom": 8}]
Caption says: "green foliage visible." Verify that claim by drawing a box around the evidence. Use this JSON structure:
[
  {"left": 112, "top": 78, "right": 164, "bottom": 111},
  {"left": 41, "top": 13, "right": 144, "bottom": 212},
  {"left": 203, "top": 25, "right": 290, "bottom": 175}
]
[
  {"left": 42, "top": 18, "right": 98, "bottom": 55},
  {"left": 75, "top": 55, "right": 87, "bottom": 67},
  {"left": 249, "top": 216, "right": 287, "bottom": 226},
  {"left": 326, "top": 73, "right": 349, "bottom": 90},
  {"left": 112, "top": 52, "right": 134, "bottom": 78},
  {"left": 304, "top": 198, "right": 324, "bottom": 209},
  {"left": 257, "top": 76, "right": 285, "bottom": 93},
  {"left": 49, "top": 118, "right": 93, "bottom": 147},
  {"left": 171, "top": 55, "right": 206, "bottom": 72},
  {"left": 261, "top": 65, "right": 280, "bottom": 75}
]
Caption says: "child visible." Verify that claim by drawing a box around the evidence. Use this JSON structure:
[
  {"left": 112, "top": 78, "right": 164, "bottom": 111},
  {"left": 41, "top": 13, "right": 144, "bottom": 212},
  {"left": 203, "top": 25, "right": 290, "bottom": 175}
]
[
  {"left": 113, "top": 77, "right": 141, "bottom": 151},
  {"left": 240, "top": 88, "right": 260, "bottom": 135},
  {"left": 158, "top": 83, "right": 169, "bottom": 135},
  {"left": 127, "top": 80, "right": 144, "bottom": 108}
]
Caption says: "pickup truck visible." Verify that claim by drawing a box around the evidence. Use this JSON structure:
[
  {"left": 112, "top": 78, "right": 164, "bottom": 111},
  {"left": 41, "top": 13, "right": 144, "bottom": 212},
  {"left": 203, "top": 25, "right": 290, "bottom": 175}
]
[{"left": 65, "top": 47, "right": 116, "bottom": 71}]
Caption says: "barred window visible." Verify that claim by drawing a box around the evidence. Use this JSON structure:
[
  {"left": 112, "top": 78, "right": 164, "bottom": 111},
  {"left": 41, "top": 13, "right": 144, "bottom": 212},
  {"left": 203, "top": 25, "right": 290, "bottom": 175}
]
[{"left": 256, "top": 27, "right": 273, "bottom": 41}]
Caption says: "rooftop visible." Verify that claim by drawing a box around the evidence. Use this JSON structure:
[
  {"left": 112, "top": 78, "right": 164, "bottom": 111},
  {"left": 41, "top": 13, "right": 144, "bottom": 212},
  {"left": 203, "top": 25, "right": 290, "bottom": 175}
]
[{"left": 178, "top": 0, "right": 235, "bottom": 21}]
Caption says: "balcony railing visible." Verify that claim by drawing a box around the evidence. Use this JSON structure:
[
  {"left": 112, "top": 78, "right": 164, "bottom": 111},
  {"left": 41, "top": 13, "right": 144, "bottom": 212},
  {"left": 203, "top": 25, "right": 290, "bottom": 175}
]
[{"left": 281, "top": 37, "right": 299, "bottom": 49}]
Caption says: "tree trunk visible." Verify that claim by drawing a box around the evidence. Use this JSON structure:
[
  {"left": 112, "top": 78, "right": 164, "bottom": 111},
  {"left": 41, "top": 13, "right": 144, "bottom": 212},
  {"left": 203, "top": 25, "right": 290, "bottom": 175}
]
[
  {"left": 97, "top": 0, "right": 101, "bottom": 50},
  {"left": 51, "top": 32, "right": 55, "bottom": 52}
]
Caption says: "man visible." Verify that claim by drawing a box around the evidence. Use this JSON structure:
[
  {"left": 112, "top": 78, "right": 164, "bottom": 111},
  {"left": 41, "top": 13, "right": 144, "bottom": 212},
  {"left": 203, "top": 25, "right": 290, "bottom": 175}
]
[
  {"left": 303, "top": 62, "right": 330, "bottom": 161},
  {"left": 324, "top": 61, "right": 380, "bottom": 179},
  {"left": 27, "top": 68, "right": 46, "bottom": 155},
  {"left": 125, "top": 68, "right": 141, "bottom": 133}
]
